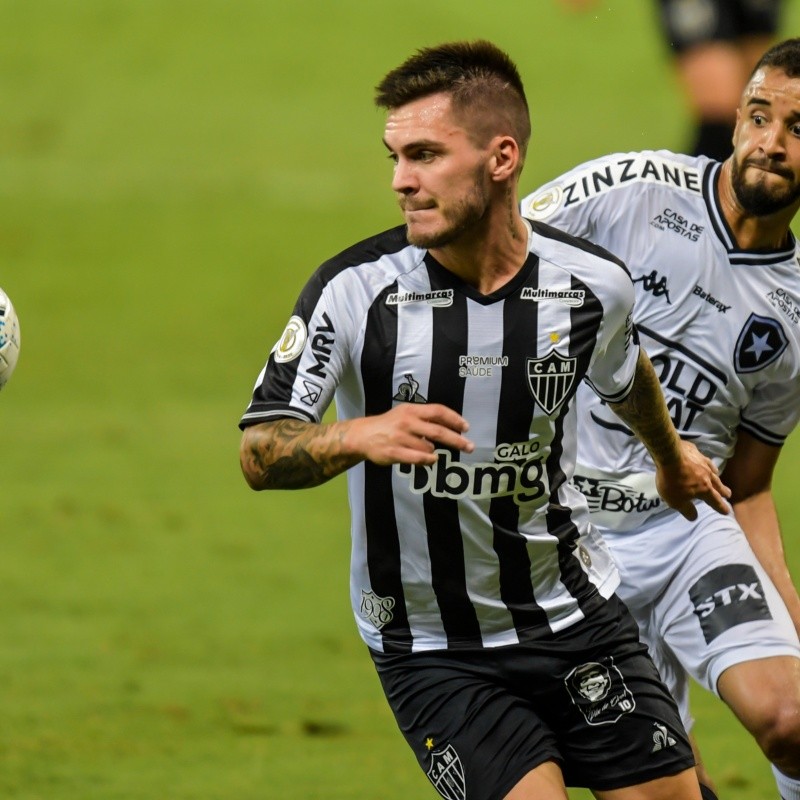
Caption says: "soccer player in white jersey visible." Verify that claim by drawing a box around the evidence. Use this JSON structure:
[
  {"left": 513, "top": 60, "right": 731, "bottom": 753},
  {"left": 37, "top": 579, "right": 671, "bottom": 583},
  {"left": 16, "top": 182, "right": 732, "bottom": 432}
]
[
  {"left": 240, "top": 41, "right": 730, "bottom": 800},
  {"left": 523, "top": 36, "right": 800, "bottom": 800}
]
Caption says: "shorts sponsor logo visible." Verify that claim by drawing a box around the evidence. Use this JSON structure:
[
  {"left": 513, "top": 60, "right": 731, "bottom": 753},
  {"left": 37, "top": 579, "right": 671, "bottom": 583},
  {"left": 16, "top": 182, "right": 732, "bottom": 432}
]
[
  {"left": 734, "top": 313, "right": 788, "bottom": 374},
  {"left": 689, "top": 564, "right": 772, "bottom": 644},
  {"left": 359, "top": 589, "right": 395, "bottom": 630},
  {"left": 573, "top": 474, "right": 662, "bottom": 515},
  {"left": 426, "top": 744, "right": 466, "bottom": 800},
  {"left": 393, "top": 373, "right": 427, "bottom": 403},
  {"left": 649, "top": 207, "right": 705, "bottom": 241},
  {"left": 272, "top": 315, "right": 307, "bottom": 363},
  {"left": 526, "top": 349, "right": 577, "bottom": 415},
  {"left": 386, "top": 289, "right": 454, "bottom": 307},
  {"left": 458, "top": 354, "right": 508, "bottom": 378},
  {"left": 692, "top": 284, "right": 730, "bottom": 313},
  {"left": 521, "top": 287, "right": 585, "bottom": 307},
  {"left": 565, "top": 658, "right": 635, "bottom": 726}
]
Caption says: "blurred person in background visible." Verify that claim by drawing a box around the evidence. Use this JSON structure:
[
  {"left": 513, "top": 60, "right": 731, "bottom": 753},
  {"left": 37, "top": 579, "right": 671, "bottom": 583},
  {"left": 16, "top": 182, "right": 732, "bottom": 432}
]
[
  {"left": 239, "top": 39, "right": 730, "bottom": 800},
  {"left": 559, "top": 0, "right": 784, "bottom": 160},
  {"left": 523, "top": 36, "right": 800, "bottom": 800}
]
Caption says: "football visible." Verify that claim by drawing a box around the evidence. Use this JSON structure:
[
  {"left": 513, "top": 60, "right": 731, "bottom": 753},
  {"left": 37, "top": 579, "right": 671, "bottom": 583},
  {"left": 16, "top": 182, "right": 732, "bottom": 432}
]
[{"left": 0, "top": 288, "right": 21, "bottom": 389}]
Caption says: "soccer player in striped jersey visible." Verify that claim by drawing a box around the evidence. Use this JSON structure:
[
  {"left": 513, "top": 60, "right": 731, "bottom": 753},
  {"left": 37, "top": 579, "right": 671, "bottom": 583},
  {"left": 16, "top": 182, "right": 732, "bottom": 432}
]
[
  {"left": 523, "top": 37, "right": 800, "bottom": 800},
  {"left": 240, "top": 41, "right": 730, "bottom": 800}
]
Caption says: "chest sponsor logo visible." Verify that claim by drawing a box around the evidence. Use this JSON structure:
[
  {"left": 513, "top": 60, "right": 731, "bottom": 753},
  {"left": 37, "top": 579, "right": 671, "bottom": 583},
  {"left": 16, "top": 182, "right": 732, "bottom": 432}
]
[
  {"left": 693, "top": 284, "right": 730, "bottom": 313},
  {"left": 573, "top": 474, "right": 661, "bottom": 515},
  {"left": 689, "top": 564, "right": 771, "bottom": 644},
  {"left": 526, "top": 349, "right": 577, "bottom": 415},
  {"left": 650, "top": 207, "right": 705, "bottom": 241},
  {"left": 385, "top": 289, "right": 454, "bottom": 307},
  {"left": 359, "top": 589, "right": 395, "bottom": 631},
  {"left": 272, "top": 315, "right": 307, "bottom": 363},
  {"left": 521, "top": 287, "right": 585, "bottom": 307},
  {"left": 565, "top": 659, "right": 635, "bottom": 726},
  {"left": 427, "top": 744, "right": 466, "bottom": 800},
  {"left": 458, "top": 354, "right": 508, "bottom": 378},
  {"left": 396, "top": 445, "right": 546, "bottom": 506},
  {"left": 393, "top": 373, "right": 427, "bottom": 403},
  {"left": 734, "top": 313, "right": 788, "bottom": 374},
  {"left": 633, "top": 270, "right": 672, "bottom": 304},
  {"left": 767, "top": 287, "right": 800, "bottom": 325}
]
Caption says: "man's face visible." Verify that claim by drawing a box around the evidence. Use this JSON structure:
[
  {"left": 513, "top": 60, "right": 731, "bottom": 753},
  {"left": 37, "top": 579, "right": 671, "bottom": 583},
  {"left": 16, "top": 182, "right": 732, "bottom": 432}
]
[
  {"left": 383, "top": 92, "right": 493, "bottom": 249},
  {"left": 731, "top": 67, "right": 800, "bottom": 216}
]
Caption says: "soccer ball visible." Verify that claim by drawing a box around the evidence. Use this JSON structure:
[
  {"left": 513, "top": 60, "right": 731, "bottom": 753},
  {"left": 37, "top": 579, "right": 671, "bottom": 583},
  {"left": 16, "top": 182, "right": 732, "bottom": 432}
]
[{"left": 0, "top": 288, "right": 21, "bottom": 389}]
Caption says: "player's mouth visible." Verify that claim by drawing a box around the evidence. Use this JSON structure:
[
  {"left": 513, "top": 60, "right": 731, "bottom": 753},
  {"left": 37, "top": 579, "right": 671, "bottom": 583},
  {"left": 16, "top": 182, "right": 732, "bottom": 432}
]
[
  {"left": 744, "top": 158, "right": 794, "bottom": 180},
  {"left": 400, "top": 199, "right": 437, "bottom": 213}
]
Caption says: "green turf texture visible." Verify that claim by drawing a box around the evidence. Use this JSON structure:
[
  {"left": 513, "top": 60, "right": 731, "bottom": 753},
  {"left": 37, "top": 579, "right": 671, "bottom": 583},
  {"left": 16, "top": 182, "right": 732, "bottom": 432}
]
[{"left": 2, "top": 1, "right": 799, "bottom": 797}]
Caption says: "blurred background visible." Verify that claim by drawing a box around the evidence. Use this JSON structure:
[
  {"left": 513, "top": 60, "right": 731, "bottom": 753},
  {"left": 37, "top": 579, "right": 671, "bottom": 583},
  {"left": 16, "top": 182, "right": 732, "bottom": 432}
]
[{"left": 1, "top": 1, "right": 799, "bottom": 797}]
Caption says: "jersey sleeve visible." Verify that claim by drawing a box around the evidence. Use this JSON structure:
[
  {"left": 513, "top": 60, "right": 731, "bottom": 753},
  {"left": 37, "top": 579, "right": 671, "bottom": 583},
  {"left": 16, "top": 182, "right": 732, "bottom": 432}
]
[
  {"left": 238, "top": 267, "right": 354, "bottom": 429},
  {"left": 583, "top": 261, "right": 640, "bottom": 403},
  {"left": 739, "top": 377, "right": 800, "bottom": 447}
]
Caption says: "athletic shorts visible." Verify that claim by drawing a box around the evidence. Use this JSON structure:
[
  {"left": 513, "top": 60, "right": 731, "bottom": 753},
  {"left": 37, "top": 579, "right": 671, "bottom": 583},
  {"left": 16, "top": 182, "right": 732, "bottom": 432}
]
[
  {"left": 370, "top": 595, "right": 694, "bottom": 800},
  {"left": 657, "top": 0, "right": 783, "bottom": 53},
  {"left": 602, "top": 503, "right": 800, "bottom": 731}
]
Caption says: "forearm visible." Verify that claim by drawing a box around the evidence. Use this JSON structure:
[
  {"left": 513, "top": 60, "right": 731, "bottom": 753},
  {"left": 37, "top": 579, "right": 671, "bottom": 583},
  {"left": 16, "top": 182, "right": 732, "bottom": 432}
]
[
  {"left": 608, "top": 350, "right": 682, "bottom": 467},
  {"left": 734, "top": 491, "right": 800, "bottom": 636},
  {"left": 240, "top": 418, "right": 361, "bottom": 491}
]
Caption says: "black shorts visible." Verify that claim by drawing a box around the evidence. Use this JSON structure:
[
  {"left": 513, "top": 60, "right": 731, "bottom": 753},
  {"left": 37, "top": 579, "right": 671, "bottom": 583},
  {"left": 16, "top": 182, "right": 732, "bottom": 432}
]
[
  {"left": 657, "top": 0, "right": 783, "bottom": 53},
  {"left": 370, "top": 595, "right": 694, "bottom": 800}
]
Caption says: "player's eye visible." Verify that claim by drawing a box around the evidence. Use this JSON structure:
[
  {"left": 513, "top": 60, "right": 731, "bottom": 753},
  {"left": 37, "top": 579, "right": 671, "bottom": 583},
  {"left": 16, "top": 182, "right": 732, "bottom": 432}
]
[
  {"left": 752, "top": 113, "right": 767, "bottom": 126},
  {"left": 416, "top": 150, "right": 436, "bottom": 163}
]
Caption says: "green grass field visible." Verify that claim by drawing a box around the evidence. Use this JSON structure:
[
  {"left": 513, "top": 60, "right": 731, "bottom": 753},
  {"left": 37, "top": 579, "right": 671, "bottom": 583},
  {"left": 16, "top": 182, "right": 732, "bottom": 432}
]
[{"left": 2, "top": 1, "right": 800, "bottom": 797}]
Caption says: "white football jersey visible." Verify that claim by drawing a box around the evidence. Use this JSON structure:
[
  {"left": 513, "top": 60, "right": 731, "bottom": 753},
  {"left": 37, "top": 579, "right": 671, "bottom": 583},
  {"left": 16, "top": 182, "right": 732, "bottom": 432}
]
[{"left": 523, "top": 150, "right": 800, "bottom": 531}]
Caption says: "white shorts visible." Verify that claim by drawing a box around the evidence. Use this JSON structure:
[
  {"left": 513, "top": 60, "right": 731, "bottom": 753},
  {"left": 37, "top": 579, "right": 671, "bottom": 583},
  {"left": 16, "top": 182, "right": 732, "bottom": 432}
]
[{"left": 600, "top": 503, "right": 800, "bottom": 730}]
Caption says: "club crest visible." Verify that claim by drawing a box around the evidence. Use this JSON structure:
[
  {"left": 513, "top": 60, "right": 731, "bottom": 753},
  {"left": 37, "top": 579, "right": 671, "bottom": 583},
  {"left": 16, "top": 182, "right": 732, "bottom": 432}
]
[
  {"left": 526, "top": 349, "right": 576, "bottom": 415},
  {"left": 734, "top": 313, "right": 788, "bottom": 374},
  {"left": 427, "top": 744, "right": 466, "bottom": 800}
]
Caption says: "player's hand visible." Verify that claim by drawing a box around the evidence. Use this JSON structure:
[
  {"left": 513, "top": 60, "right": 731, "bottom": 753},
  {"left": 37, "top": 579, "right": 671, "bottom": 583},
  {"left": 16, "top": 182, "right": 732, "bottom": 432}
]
[
  {"left": 655, "top": 440, "right": 732, "bottom": 520},
  {"left": 345, "top": 403, "right": 474, "bottom": 466}
]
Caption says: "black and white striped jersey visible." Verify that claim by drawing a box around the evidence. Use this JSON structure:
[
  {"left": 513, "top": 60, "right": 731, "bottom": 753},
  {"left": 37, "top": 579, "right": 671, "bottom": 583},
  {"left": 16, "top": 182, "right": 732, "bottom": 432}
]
[
  {"left": 240, "top": 220, "right": 640, "bottom": 652},
  {"left": 523, "top": 150, "right": 800, "bottom": 532}
]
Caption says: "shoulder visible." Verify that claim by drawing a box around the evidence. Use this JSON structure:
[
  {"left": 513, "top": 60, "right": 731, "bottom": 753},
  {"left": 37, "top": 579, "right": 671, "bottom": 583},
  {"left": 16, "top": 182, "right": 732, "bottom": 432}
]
[
  {"left": 523, "top": 150, "right": 709, "bottom": 220},
  {"left": 530, "top": 219, "right": 629, "bottom": 277},
  {"left": 300, "top": 225, "right": 425, "bottom": 306},
  {"left": 315, "top": 225, "right": 418, "bottom": 283}
]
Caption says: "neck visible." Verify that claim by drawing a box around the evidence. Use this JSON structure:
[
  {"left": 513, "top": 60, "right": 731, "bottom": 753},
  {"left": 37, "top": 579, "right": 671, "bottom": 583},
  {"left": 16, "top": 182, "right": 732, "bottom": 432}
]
[
  {"left": 430, "top": 195, "right": 530, "bottom": 295},
  {"left": 717, "top": 160, "right": 797, "bottom": 251}
]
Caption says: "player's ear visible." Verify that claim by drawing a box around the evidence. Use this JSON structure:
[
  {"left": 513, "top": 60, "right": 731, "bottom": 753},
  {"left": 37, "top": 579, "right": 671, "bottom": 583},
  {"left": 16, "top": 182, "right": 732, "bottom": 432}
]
[{"left": 489, "top": 136, "right": 519, "bottom": 181}]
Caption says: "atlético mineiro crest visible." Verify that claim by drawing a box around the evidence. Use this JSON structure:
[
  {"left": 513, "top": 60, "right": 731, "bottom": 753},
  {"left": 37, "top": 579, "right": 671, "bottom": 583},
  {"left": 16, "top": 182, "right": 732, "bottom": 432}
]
[
  {"left": 734, "top": 313, "right": 788, "bottom": 374},
  {"left": 526, "top": 349, "right": 576, "bottom": 415},
  {"left": 427, "top": 744, "right": 466, "bottom": 800}
]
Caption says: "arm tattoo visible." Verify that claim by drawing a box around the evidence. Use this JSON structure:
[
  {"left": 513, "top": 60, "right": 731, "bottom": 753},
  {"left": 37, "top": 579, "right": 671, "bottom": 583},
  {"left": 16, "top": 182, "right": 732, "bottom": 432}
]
[
  {"left": 609, "top": 351, "right": 681, "bottom": 466},
  {"left": 242, "top": 419, "right": 358, "bottom": 490}
]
